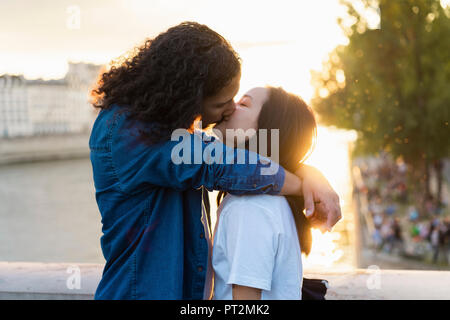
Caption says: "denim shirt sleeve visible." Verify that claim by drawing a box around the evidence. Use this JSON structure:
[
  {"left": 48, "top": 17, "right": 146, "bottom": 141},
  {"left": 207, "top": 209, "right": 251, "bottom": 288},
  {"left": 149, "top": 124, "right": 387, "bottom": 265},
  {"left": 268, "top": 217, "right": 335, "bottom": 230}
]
[{"left": 110, "top": 115, "right": 285, "bottom": 195}]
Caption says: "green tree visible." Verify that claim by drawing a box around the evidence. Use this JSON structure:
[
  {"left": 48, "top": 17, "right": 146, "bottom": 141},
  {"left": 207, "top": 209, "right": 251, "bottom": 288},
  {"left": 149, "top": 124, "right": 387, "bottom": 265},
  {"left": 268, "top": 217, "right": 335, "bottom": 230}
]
[{"left": 312, "top": 0, "right": 450, "bottom": 212}]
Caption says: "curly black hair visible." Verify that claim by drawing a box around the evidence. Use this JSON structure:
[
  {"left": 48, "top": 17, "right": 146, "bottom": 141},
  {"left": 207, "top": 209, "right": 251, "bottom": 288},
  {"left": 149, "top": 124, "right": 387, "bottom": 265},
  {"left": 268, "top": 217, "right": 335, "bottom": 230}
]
[{"left": 92, "top": 21, "right": 241, "bottom": 144}]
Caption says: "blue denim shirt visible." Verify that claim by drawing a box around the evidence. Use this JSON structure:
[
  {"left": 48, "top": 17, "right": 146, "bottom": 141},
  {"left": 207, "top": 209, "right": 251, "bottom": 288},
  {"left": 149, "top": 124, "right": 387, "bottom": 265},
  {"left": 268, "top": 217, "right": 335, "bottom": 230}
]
[{"left": 89, "top": 105, "right": 285, "bottom": 299}]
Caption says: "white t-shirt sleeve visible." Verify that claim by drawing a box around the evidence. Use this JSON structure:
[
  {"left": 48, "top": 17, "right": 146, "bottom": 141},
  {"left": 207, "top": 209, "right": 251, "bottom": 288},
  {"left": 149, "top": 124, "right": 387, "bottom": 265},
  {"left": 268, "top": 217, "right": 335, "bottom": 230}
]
[{"left": 217, "top": 201, "right": 280, "bottom": 291}]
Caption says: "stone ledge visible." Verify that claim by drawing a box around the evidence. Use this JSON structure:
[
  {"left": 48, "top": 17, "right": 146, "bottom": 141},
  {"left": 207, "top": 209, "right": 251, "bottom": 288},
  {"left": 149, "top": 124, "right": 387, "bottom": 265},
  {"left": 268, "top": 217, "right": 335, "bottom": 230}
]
[
  {"left": 0, "top": 262, "right": 100, "bottom": 300},
  {"left": 0, "top": 262, "right": 449, "bottom": 300}
]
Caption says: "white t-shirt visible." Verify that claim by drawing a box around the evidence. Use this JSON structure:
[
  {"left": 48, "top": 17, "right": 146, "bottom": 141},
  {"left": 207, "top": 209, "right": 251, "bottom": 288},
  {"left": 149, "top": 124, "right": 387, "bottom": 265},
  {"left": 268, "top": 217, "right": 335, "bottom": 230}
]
[{"left": 212, "top": 194, "right": 303, "bottom": 300}]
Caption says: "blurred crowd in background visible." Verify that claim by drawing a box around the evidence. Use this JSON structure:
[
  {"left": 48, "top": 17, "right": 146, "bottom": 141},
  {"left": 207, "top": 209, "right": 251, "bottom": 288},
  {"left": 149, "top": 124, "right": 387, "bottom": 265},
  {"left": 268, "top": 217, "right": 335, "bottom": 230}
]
[{"left": 354, "top": 154, "right": 450, "bottom": 266}]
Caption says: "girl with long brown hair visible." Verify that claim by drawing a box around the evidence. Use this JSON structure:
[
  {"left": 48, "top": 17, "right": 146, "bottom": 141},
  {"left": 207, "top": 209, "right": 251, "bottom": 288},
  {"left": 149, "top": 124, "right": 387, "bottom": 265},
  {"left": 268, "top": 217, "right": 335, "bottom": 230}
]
[{"left": 212, "top": 86, "right": 320, "bottom": 300}]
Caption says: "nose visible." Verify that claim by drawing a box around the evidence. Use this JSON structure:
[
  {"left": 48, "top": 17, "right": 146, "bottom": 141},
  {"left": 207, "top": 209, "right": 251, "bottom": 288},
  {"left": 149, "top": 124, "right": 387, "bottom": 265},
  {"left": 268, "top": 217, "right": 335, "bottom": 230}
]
[{"left": 222, "top": 102, "right": 236, "bottom": 121}]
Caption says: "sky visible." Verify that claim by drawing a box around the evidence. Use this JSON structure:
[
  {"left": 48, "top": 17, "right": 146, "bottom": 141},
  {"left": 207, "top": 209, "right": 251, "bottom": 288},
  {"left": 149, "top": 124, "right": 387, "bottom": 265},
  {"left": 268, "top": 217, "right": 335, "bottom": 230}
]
[{"left": 0, "top": 0, "right": 349, "bottom": 101}]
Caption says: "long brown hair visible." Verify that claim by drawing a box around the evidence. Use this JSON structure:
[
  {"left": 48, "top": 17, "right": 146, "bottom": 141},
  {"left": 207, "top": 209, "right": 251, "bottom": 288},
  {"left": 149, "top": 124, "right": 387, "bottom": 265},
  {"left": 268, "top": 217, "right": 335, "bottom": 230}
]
[{"left": 217, "top": 86, "right": 317, "bottom": 255}]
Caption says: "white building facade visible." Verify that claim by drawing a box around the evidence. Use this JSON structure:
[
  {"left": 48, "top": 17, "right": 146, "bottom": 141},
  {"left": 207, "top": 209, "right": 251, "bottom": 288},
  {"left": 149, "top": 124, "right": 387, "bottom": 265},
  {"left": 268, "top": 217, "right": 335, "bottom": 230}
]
[
  {"left": 0, "top": 62, "right": 102, "bottom": 138},
  {"left": 0, "top": 75, "right": 32, "bottom": 137}
]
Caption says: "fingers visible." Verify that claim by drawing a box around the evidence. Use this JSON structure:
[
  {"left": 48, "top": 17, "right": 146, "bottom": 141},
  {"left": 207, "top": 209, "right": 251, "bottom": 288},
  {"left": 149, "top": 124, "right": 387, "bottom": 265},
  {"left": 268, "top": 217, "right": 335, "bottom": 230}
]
[
  {"left": 303, "top": 188, "right": 315, "bottom": 218},
  {"left": 326, "top": 194, "right": 342, "bottom": 231},
  {"left": 307, "top": 194, "right": 341, "bottom": 233}
]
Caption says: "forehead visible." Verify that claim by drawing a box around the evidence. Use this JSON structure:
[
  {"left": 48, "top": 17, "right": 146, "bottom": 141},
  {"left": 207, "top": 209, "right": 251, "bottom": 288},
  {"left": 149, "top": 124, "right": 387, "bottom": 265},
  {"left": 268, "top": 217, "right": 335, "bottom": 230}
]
[{"left": 244, "top": 87, "right": 269, "bottom": 102}]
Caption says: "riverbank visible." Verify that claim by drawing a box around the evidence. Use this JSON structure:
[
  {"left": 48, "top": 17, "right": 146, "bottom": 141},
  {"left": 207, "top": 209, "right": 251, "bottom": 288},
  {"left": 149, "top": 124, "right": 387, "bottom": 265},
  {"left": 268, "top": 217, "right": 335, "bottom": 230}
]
[
  {"left": 360, "top": 249, "right": 449, "bottom": 271},
  {"left": 0, "top": 134, "right": 90, "bottom": 165}
]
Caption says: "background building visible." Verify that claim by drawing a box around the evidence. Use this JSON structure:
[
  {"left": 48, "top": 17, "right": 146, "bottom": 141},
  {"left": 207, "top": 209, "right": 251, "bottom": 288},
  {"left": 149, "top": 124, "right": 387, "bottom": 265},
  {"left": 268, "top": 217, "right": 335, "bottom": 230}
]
[
  {"left": 0, "top": 62, "right": 102, "bottom": 138},
  {"left": 0, "top": 75, "right": 32, "bottom": 137}
]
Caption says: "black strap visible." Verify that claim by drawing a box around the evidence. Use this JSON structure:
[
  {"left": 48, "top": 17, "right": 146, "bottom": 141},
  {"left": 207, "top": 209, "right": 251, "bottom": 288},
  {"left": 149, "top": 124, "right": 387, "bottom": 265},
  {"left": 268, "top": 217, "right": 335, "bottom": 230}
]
[
  {"left": 302, "top": 278, "right": 328, "bottom": 300},
  {"left": 202, "top": 187, "right": 212, "bottom": 237}
]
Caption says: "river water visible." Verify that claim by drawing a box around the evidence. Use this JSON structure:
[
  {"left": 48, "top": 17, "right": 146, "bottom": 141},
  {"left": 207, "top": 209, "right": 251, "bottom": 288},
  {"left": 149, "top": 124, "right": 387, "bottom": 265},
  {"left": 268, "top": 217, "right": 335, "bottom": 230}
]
[{"left": 0, "top": 158, "right": 105, "bottom": 263}]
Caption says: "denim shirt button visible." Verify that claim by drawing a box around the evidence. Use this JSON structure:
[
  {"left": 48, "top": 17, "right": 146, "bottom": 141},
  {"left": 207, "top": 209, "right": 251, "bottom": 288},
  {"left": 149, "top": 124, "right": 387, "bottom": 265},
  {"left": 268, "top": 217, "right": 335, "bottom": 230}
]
[
  {"left": 197, "top": 266, "right": 203, "bottom": 272},
  {"left": 253, "top": 183, "right": 257, "bottom": 188},
  {"left": 274, "top": 184, "right": 278, "bottom": 190},
  {"left": 199, "top": 233, "right": 204, "bottom": 239}
]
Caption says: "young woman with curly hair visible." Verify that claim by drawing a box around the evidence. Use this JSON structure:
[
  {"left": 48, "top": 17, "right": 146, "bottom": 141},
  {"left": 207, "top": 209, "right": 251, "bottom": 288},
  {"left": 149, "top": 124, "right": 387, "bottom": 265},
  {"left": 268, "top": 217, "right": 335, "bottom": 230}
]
[
  {"left": 89, "top": 21, "right": 341, "bottom": 300},
  {"left": 92, "top": 22, "right": 242, "bottom": 143}
]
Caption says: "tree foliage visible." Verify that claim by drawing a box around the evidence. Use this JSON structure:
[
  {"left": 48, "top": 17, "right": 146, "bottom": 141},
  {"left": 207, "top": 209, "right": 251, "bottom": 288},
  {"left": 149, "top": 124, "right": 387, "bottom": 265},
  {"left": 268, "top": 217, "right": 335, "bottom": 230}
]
[{"left": 312, "top": 0, "right": 450, "bottom": 167}]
